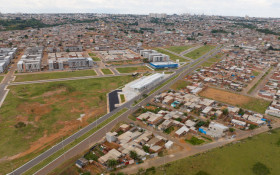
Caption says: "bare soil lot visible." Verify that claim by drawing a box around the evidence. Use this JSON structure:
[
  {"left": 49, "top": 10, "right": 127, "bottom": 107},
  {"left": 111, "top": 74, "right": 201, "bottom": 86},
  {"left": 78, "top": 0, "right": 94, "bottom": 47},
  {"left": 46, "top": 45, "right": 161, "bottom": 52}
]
[{"left": 199, "top": 87, "right": 270, "bottom": 114}]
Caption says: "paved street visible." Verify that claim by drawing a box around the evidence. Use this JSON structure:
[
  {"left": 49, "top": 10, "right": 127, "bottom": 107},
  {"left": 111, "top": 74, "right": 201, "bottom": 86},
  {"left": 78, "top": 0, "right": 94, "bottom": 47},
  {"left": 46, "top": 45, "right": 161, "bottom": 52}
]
[{"left": 8, "top": 46, "right": 223, "bottom": 175}]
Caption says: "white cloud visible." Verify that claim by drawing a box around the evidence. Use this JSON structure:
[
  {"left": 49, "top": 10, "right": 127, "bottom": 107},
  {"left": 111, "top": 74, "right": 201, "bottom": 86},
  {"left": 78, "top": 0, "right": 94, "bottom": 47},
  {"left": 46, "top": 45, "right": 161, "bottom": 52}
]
[{"left": 0, "top": 0, "right": 279, "bottom": 17}]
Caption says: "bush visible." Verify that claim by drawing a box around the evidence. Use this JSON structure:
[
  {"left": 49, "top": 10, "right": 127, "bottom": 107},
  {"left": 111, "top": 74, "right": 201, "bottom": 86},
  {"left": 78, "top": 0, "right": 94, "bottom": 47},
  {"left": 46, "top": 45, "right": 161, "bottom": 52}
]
[
  {"left": 249, "top": 124, "right": 258, "bottom": 130},
  {"left": 146, "top": 166, "right": 156, "bottom": 174},
  {"left": 14, "top": 122, "right": 26, "bottom": 128},
  {"left": 142, "top": 145, "right": 150, "bottom": 153},
  {"left": 229, "top": 128, "right": 235, "bottom": 133},
  {"left": 252, "top": 162, "right": 270, "bottom": 175}
]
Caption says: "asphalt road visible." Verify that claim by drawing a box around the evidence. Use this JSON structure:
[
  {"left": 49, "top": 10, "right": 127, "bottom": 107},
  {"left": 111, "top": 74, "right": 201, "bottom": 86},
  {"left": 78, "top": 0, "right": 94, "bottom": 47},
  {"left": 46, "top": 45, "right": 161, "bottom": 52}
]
[
  {"left": 108, "top": 90, "right": 122, "bottom": 112},
  {"left": 8, "top": 45, "right": 223, "bottom": 175}
]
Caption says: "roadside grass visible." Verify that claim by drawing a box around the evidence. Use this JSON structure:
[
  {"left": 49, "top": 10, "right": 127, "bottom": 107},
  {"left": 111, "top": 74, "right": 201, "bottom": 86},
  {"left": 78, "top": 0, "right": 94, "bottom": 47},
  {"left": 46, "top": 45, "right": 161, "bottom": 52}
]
[
  {"left": 185, "top": 45, "right": 216, "bottom": 60},
  {"left": 23, "top": 108, "right": 128, "bottom": 175},
  {"left": 0, "top": 76, "right": 134, "bottom": 174},
  {"left": 166, "top": 45, "right": 194, "bottom": 54},
  {"left": 101, "top": 68, "right": 113, "bottom": 75},
  {"left": 201, "top": 61, "right": 215, "bottom": 67},
  {"left": 116, "top": 66, "right": 151, "bottom": 73},
  {"left": 170, "top": 80, "right": 192, "bottom": 90},
  {"left": 0, "top": 75, "right": 4, "bottom": 82},
  {"left": 201, "top": 53, "right": 223, "bottom": 67},
  {"left": 155, "top": 48, "right": 187, "bottom": 62},
  {"left": 145, "top": 129, "right": 280, "bottom": 175},
  {"left": 15, "top": 69, "right": 97, "bottom": 82},
  {"left": 120, "top": 94, "right": 125, "bottom": 103},
  {"left": 248, "top": 68, "right": 272, "bottom": 94},
  {"left": 88, "top": 53, "right": 101, "bottom": 61},
  {"left": 199, "top": 87, "right": 270, "bottom": 114}
]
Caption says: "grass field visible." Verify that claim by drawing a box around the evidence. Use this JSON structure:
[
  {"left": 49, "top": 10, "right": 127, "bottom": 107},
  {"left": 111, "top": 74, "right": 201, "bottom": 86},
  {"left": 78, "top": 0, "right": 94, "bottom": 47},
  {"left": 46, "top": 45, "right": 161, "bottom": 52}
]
[
  {"left": 144, "top": 129, "right": 280, "bottom": 175},
  {"left": 185, "top": 45, "right": 216, "bottom": 60},
  {"left": 199, "top": 87, "right": 270, "bottom": 114},
  {"left": 166, "top": 45, "right": 194, "bottom": 54},
  {"left": 155, "top": 48, "right": 187, "bottom": 62},
  {"left": 0, "top": 76, "right": 134, "bottom": 174},
  {"left": 201, "top": 53, "right": 223, "bottom": 67},
  {"left": 15, "top": 70, "right": 97, "bottom": 82},
  {"left": 170, "top": 80, "right": 192, "bottom": 90},
  {"left": 88, "top": 53, "right": 101, "bottom": 61},
  {"left": 101, "top": 68, "right": 113, "bottom": 75},
  {"left": 120, "top": 94, "right": 125, "bottom": 103},
  {"left": 116, "top": 66, "right": 152, "bottom": 73}
]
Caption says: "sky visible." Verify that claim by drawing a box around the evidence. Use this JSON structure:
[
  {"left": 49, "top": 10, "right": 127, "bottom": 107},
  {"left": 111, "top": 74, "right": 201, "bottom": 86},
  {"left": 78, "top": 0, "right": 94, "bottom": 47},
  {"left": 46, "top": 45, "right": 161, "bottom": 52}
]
[{"left": 0, "top": 0, "right": 279, "bottom": 18}]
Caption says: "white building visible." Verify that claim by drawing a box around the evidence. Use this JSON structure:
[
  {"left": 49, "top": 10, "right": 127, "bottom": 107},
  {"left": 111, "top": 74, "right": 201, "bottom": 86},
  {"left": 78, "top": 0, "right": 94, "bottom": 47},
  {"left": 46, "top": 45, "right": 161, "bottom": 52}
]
[
  {"left": 140, "top": 50, "right": 170, "bottom": 62},
  {"left": 129, "top": 73, "right": 165, "bottom": 92},
  {"left": 17, "top": 47, "right": 43, "bottom": 72},
  {"left": 0, "top": 48, "right": 17, "bottom": 73}
]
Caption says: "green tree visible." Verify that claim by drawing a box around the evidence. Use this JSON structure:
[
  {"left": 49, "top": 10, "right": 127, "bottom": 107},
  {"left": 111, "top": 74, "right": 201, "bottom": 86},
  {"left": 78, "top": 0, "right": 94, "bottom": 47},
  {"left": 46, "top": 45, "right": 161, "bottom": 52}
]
[
  {"left": 142, "top": 145, "right": 150, "bottom": 153},
  {"left": 107, "top": 159, "right": 118, "bottom": 168},
  {"left": 130, "top": 151, "right": 139, "bottom": 160},
  {"left": 222, "top": 108, "right": 229, "bottom": 115},
  {"left": 252, "top": 162, "right": 270, "bottom": 175},
  {"left": 238, "top": 108, "right": 245, "bottom": 115},
  {"left": 229, "top": 128, "right": 235, "bottom": 133}
]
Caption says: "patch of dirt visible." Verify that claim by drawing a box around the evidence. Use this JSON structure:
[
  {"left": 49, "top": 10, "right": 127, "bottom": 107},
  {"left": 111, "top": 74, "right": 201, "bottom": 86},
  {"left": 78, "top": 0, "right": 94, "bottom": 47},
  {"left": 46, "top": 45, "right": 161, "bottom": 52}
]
[
  {"left": 199, "top": 87, "right": 251, "bottom": 106},
  {"left": 42, "top": 87, "right": 67, "bottom": 97},
  {"left": 18, "top": 102, "right": 51, "bottom": 116}
]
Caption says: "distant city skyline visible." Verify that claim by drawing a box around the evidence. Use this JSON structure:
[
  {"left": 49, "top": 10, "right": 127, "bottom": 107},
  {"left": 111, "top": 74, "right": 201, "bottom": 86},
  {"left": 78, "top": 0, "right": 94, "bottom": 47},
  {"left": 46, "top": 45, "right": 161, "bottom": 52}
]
[{"left": 0, "top": 0, "right": 280, "bottom": 18}]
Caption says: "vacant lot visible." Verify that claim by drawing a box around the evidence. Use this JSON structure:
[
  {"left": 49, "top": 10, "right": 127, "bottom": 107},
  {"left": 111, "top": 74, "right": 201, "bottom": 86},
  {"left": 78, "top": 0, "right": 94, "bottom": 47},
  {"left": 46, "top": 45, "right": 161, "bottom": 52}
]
[
  {"left": 201, "top": 53, "right": 223, "bottom": 67},
  {"left": 101, "top": 68, "right": 113, "bottom": 75},
  {"left": 145, "top": 129, "right": 280, "bottom": 175},
  {"left": 170, "top": 80, "right": 192, "bottom": 90},
  {"left": 15, "top": 70, "right": 97, "bottom": 82},
  {"left": 166, "top": 45, "right": 194, "bottom": 54},
  {"left": 199, "top": 87, "right": 270, "bottom": 114},
  {"left": 155, "top": 48, "right": 187, "bottom": 62},
  {"left": 185, "top": 45, "right": 216, "bottom": 60},
  {"left": 0, "top": 76, "right": 134, "bottom": 174},
  {"left": 0, "top": 76, "right": 4, "bottom": 82},
  {"left": 116, "top": 66, "right": 151, "bottom": 73}
]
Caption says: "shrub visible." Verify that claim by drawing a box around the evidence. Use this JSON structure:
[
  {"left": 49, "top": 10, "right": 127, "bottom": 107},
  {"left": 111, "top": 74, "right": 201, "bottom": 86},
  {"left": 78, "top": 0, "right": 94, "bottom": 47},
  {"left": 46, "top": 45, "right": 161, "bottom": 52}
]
[
  {"left": 185, "top": 136, "right": 205, "bottom": 145},
  {"left": 14, "top": 122, "right": 26, "bottom": 128},
  {"left": 196, "top": 171, "right": 210, "bottom": 175},
  {"left": 252, "top": 162, "right": 270, "bottom": 175},
  {"left": 229, "top": 128, "right": 235, "bottom": 133}
]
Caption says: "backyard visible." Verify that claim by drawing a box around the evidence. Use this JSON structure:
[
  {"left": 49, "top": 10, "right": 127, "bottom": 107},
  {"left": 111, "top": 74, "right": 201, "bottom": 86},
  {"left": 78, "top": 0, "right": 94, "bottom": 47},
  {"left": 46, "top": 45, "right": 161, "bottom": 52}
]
[
  {"left": 0, "top": 76, "right": 134, "bottom": 174},
  {"left": 185, "top": 45, "right": 216, "bottom": 60},
  {"left": 15, "top": 69, "right": 97, "bottom": 82}
]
